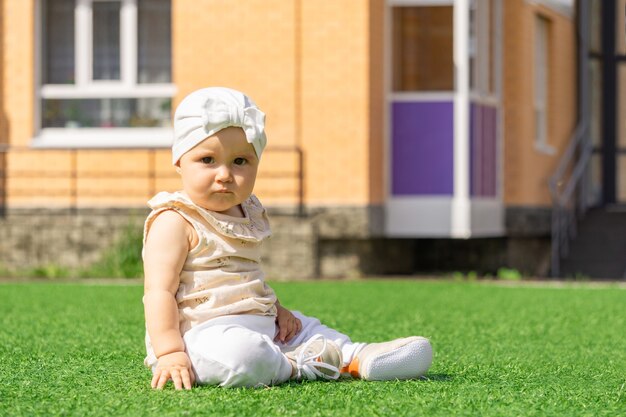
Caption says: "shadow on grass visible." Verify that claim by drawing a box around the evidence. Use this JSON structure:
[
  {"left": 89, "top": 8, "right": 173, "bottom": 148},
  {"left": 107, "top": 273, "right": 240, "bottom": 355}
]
[{"left": 190, "top": 374, "right": 455, "bottom": 390}]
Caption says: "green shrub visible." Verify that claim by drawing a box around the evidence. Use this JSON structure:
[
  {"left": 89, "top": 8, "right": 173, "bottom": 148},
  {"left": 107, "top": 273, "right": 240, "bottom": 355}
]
[
  {"left": 0, "top": 222, "right": 144, "bottom": 279},
  {"left": 81, "top": 223, "right": 144, "bottom": 278},
  {"left": 497, "top": 267, "right": 523, "bottom": 281}
]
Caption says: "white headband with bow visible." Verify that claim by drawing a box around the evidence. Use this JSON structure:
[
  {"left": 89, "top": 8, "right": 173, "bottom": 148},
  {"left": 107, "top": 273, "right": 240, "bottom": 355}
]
[{"left": 172, "top": 87, "right": 267, "bottom": 164}]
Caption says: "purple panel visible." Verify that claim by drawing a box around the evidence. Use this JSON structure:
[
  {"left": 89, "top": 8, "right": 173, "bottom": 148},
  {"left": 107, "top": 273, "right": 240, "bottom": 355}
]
[
  {"left": 470, "top": 102, "right": 497, "bottom": 197},
  {"left": 484, "top": 106, "right": 497, "bottom": 196},
  {"left": 392, "top": 101, "right": 454, "bottom": 195},
  {"left": 470, "top": 104, "right": 479, "bottom": 196}
]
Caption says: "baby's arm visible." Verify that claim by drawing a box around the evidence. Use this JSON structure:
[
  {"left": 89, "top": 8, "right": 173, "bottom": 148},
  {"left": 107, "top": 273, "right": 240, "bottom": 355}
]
[{"left": 143, "top": 210, "right": 196, "bottom": 390}]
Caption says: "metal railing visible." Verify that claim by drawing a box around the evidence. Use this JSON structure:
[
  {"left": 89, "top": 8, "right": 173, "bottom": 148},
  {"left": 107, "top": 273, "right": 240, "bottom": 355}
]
[
  {"left": 548, "top": 0, "right": 591, "bottom": 277},
  {"left": 548, "top": 121, "right": 592, "bottom": 277},
  {"left": 0, "top": 144, "right": 304, "bottom": 215}
]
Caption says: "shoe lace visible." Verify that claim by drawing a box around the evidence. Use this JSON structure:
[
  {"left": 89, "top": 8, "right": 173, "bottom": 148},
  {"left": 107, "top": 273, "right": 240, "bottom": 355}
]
[{"left": 294, "top": 334, "right": 340, "bottom": 381}]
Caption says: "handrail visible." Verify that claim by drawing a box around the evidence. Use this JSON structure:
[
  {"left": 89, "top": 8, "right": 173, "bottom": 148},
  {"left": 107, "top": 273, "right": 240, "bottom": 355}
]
[
  {"left": 548, "top": 0, "right": 591, "bottom": 278},
  {"left": 549, "top": 120, "right": 591, "bottom": 278},
  {"left": 559, "top": 139, "right": 592, "bottom": 206},
  {"left": 0, "top": 145, "right": 305, "bottom": 216},
  {"left": 548, "top": 121, "right": 586, "bottom": 195}
]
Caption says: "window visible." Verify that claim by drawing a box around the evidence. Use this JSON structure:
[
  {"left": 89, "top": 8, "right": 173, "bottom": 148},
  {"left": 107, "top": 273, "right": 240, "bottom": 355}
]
[
  {"left": 469, "top": 0, "right": 497, "bottom": 96},
  {"left": 392, "top": 6, "right": 454, "bottom": 92},
  {"left": 36, "top": 0, "right": 175, "bottom": 147},
  {"left": 534, "top": 15, "right": 554, "bottom": 154}
]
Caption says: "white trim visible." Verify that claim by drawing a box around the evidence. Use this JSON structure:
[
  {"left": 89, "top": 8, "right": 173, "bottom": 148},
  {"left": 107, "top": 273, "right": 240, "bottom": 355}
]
[
  {"left": 534, "top": 14, "right": 550, "bottom": 151},
  {"left": 32, "top": 128, "right": 173, "bottom": 148},
  {"left": 478, "top": 0, "right": 489, "bottom": 94},
  {"left": 494, "top": 0, "right": 503, "bottom": 100},
  {"left": 534, "top": 142, "right": 556, "bottom": 155},
  {"left": 470, "top": 198, "right": 504, "bottom": 236},
  {"left": 41, "top": 83, "right": 177, "bottom": 99},
  {"left": 121, "top": 0, "right": 137, "bottom": 86},
  {"left": 494, "top": 0, "right": 504, "bottom": 201},
  {"left": 76, "top": 0, "right": 141, "bottom": 86},
  {"left": 389, "top": 0, "right": 453, "bottom": 6},
  {"left": 525, "top": 0, "right": 574, "bottom": 18},
  {"left": 383, "top": 0, "right": 506, "bottom": 238},
  {"left": 452, "top": 0, "right": 471, "bottom": 238},
  {"left": 386, "top": 197, "right": 453, "bottom": 237},
  {"left": 469, "top": 0, "right": 497, "bottom": 97},
  {"left": 390, "top": 92, "right": 456, "bottom": 102},
  {"left": 468, "top": 93, "right": 499, "bottom": 106},
  {"left": 386, "top": 198, "right": 506, "bottom": 237},
  {"left": 75, "top": 0, "right": 92, "bottom": 86},
  {"left": 34, "top": 0, "right": 43, "bottom": 133},
  {"left": 36, "top": 0, "right": 175, "bottom": 148},
  {"left": 386, "top": 197, "right": 504, "bottom": 237}
]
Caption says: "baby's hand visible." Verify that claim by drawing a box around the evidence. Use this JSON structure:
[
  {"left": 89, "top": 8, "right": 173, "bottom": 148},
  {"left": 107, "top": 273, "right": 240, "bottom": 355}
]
[
  {"left": 275, "top": 304, "right": 302, "bottom": 343},
  {"left": 152, "top": 351, "right": 195, "bottom": 390}
]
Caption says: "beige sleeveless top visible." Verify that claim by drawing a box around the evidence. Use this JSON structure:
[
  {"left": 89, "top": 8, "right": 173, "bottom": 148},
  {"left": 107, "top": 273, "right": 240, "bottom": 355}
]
[{"left": 143, "top": 191, "right": 277, "bottom": 366}]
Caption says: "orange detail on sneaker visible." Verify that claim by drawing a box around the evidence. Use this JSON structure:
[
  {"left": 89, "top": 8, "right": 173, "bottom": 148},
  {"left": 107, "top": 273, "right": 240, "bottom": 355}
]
[{"left": 340, "top": 357, "right": 361, "bottom": 378}]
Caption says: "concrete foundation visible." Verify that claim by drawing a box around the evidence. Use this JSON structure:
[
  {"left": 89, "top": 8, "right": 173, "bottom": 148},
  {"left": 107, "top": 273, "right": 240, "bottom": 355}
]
[{"left": 0, "top": 205, "right": 552, "bottom": 279}]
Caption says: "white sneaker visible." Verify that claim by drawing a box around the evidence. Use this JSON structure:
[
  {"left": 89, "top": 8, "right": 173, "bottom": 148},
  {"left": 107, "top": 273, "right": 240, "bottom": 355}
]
[
  {"left": 284, "top": 334, "right": 343, "bottom": 381},
  {"left": 342, "top": 336, "right": 433, "bottom": 381}
]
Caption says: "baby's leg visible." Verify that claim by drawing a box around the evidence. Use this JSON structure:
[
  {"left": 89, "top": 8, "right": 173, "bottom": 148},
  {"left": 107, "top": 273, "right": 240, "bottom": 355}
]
[
  {"left": 183, "top": 315, "right": 292, "bottom": 388},
  {"left": 280, "top": 311, "right": 366, "bottom": 368},
  {"left": 281, "top": 311, "right": 433, "bottom": 381}
]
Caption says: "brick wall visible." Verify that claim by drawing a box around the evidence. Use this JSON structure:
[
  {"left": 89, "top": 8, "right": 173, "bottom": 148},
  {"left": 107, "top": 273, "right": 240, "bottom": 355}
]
[
  {"left": 173, "top": 0, "right": 380, "bottom": 207},
  {"left": 2, "top": 0, "right": 380, "bottom": 209},
  {"left": 503, "top": 0, "right": 577, "bottom": 206}
]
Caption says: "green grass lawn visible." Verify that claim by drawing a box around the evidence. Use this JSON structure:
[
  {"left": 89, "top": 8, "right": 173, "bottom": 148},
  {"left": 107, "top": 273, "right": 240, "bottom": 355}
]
[{"left": 1, "top": 280, "right": 625, "bottom": 417}]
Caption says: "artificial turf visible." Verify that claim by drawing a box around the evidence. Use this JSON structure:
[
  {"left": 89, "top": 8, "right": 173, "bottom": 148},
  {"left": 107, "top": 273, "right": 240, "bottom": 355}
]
[{"left": 0, "top": 280, "right": 625, "bottom": 417}]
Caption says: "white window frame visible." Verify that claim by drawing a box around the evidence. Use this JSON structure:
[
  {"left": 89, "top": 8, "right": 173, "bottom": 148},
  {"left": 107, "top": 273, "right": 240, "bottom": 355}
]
[
  {"left": 388, "top": 0, "right": 452, "bottom": 5},
  {"left": 525, "top": 0, "right": 574, "bottom": 19},
  {"left": 33, "top": 0, "right": 176, "bottom": 148},
  {"left": 534, "top": 14, "right": 555, "bottom": 154},
  {"left": 387, "top": 0, "right": 455, "bottom": 102},
  {"left": 468, "top": 0, "right": 502, "bottom": 103},
  {"left": 469, "top": 0, "right": 488, "bottom": 97}
]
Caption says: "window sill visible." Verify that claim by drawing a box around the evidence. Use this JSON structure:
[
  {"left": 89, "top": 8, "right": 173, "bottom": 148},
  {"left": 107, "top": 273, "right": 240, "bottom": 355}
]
[
  {"left": 32, "top": 127, "right": 173, "bottom": 149},
  {"left": 534, "top": 142, "right": 556, "bottom": 156},
  {"left": 41, "top": 83, "right": 177, "bottom": 99},
  {"left": 525, "top": 0, "right": 574, "bottom": 19}
]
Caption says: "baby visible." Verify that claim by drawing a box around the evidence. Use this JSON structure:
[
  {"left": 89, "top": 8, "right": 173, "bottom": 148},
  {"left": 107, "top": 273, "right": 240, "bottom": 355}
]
[{"left": 142, "top": 87, "right": 433, "bottom": 389}]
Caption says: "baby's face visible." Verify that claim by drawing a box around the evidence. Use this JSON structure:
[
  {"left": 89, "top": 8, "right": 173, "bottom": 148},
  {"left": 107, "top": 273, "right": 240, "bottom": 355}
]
[{"left": 177, "top": 126, "right": 259, "bottom": 216}]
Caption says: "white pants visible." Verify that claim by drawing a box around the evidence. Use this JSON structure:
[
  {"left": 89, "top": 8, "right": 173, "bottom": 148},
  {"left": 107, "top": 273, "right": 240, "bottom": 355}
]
[{"left": 181, "top": 311, "right": 364, "bottom": 388}]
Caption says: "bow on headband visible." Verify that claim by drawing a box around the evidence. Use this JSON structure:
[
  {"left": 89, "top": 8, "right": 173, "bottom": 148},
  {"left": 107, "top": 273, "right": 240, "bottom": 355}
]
[
  {"left": 200, "top": 98, "right": 266, "bottom": 149},
  {"left": 172, "top": 87, "right": 268, "bottom": 164}
]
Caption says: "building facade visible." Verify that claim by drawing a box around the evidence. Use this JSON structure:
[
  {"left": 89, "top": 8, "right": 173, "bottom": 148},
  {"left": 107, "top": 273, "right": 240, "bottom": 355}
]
[{"left": 0, "top": 0, "right": 580, "bottom": 278}]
